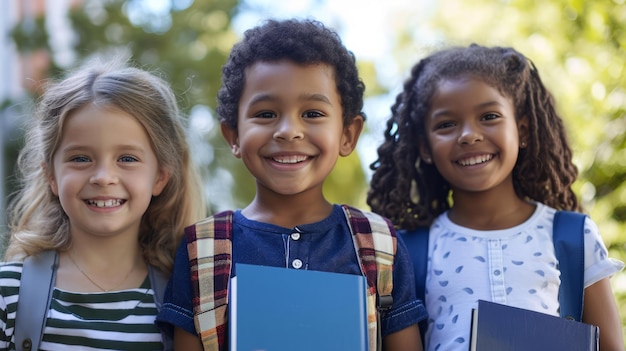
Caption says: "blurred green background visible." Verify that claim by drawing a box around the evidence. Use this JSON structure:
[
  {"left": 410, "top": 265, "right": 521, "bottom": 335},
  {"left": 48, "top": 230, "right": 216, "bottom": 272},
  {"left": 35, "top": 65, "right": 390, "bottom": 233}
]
[{"left": 1, "top": 0, "right": 624, "bottom": 342}]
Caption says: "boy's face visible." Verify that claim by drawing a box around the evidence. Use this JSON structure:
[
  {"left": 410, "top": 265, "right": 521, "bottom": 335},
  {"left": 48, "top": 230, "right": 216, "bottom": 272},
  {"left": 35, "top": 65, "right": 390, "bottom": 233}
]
[{"left": 221, "top": 60, "right": 363, "bottom": 198}]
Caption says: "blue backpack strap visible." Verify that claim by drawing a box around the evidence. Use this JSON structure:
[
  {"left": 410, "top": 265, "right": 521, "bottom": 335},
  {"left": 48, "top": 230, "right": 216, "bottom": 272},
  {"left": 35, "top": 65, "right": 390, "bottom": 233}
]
[
  {"left": 15, "top": 250, "right": 58, "bottom": 351},
  {"left": 398, "top": 228, "right": 430, "bottom": 303},
  {"left": 148, "top": 265, "right": 173, "bottom": 350},
  {"left": 397, "top": 227, "right": 429, "bottom": 344},
  {"left": 553, "top": 210, "right": 586, "bottom": 321}
]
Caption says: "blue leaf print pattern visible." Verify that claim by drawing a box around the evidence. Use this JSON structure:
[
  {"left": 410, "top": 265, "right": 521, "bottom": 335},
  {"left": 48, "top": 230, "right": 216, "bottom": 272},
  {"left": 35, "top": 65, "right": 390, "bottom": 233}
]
[
  {"left": 512, "top": 260, "right": 524, "bottom": 265},
  {"left": 452, "top": 314, "right": 459, "bottom": 323},
  {"left": 463, "top": 287, "right": 474, "bottom": 294},
  {"left": 535, "top": 270, "right": 545, "bottom": 277},
  {"left": 474, "top": 256, "right": 486, "bottom": 263},
  {"left": 434, "top": 269, "right": 443, "bottom": 276},
  {"left": 533, "top": 252, "right": 542, "bottom": 256},
  {"left": 454, "top": 337, "right": 465, "bottom": 343},
  {"left": 438, "top": 295, "right": 447, "bottom": 302},
  {"left": 506, "top": 287, "right": 513, "bottom": 295},
  {"left": 529, "top": 289, "right": 537, "bottom": 294},
  {"left": 439, "top": 281, "right": 449, "bottom": 287},
  {"left": 525, "top": 235, "right": 533, "bottom": 243},
  {"left": 456, "top": 237, "right": 467, "bottom": 242},
  {"left": 455, "top": 266, "right": 463, "bottom": 273}
]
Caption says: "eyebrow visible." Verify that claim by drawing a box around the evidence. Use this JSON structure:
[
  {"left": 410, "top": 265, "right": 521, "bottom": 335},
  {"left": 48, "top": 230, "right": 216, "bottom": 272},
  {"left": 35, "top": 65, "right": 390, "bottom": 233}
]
[
  {"left": 248, "top": 93, "right": 333, "bottom": 106},
  {"left": 431, "top": 101, "right": 505, "bottom": 118},
  {"left": 59, "top": 144, "right": 148, "bottom": 154}
]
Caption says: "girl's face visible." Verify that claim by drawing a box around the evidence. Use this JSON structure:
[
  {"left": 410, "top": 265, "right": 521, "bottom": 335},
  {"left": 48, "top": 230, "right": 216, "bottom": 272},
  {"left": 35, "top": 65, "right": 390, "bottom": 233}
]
[
  {"left": 421, "top": 77, "right": 527, "bottom": 194},
  {"left": 49, "top": 104, "right": 170, "bottom": 242},
  {"left": 222, "top": 60, "right": 362, "bottom": 200}
]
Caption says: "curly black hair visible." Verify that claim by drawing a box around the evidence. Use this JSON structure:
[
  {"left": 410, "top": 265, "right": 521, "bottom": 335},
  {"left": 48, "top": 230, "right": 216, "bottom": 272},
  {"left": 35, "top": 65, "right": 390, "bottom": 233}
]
[
  {"left": 216, "top": 18, "right": 365, "bottom": 129},
  {"left": 367, "top": 44, "right": 581, "bottom": 230}
]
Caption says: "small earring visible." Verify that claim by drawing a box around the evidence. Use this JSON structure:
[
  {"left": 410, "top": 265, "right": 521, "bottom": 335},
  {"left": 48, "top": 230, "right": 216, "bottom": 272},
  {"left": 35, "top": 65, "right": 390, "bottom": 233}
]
[
  {"left": 423, "top": 156, "right": 432, "bottom": 164},
  {"left": 520, "top": 141, "right": 527, "bottom": 148}
]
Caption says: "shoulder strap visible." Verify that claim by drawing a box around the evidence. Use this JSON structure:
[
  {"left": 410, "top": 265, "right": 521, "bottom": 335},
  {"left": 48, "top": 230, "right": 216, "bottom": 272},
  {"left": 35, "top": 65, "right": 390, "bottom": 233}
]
[
  {"left": 148, "top": 265, "right": 173, "bottom": 350},
  {"left": 553, "top": 210, "right": 586, "bottom": 321},
  {"left": 398, "top": 228, "right": 429, "bottom": 303},
  {"left": 15, "top": 250, "right": 58, "bottom": 351},
  {"left": 397, "top": 227, "right": 429, "bottom": 344},
  {"left": 342, "top": 205, "right": 396, "bottom": 351},
  {"left": 186, "top": 211, "right": 233, "bottom": 351}
]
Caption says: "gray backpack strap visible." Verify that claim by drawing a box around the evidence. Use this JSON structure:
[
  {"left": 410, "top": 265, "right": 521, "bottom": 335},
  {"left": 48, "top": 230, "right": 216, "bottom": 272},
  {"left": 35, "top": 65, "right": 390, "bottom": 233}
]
[
  {"left": 15, "top": 250, "right": 59, "bottom": 351},
  {"left": 148, "top": 265, "right": 173, "bottom": 351}
]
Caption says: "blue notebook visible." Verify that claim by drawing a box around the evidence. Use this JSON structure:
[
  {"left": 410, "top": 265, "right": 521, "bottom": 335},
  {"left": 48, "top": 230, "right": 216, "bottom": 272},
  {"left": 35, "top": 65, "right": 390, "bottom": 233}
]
[
  {"left": 229, "top": 263, "right": 369, "bottom": 351},
  {"left": 470, "top": 300, "right": 599, "bottom": 351}
]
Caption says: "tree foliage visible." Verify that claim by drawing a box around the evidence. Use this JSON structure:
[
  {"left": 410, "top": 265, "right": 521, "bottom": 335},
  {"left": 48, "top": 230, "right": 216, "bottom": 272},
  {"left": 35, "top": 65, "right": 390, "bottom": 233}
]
[{"left": 5, "top": 0, "right": 368, "bottom": 217}]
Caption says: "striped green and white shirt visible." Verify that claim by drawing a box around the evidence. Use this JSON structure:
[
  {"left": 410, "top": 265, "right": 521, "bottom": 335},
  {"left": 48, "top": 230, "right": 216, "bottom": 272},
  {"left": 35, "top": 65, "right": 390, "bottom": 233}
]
[{"left": 0, "top": 262, "right": 164, "bottom": 350}]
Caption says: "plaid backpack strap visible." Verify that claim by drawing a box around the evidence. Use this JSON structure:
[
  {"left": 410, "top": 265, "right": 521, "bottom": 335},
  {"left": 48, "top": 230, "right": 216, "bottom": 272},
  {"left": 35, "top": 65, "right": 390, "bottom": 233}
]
[
  {"left": 185, "top": 211, "right": 234, "bottom": 351},
  {"left": 342, "top": 205, "right": 396, "bottom": 351}
]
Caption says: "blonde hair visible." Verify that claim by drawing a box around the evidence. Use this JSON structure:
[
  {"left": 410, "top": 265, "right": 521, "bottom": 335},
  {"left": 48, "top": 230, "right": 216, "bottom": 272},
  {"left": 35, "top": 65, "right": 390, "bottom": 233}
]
[{"left": 5, "top": 58, "right": 206, "bottom": 274}]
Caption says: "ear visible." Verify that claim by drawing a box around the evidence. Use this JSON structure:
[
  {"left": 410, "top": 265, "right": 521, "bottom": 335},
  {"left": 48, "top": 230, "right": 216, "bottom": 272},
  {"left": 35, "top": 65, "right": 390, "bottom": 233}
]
[
  {"left": 220, "top": 121, "right": 241, "bottom": 158},
  {"left": 152, "top": 167, "right": 171, "bottom": 196},
  {"left": 419, "top": 140, "right": 433, "bottom": 164},
  {"left": 339, "top": 115, "right": 364, "bottom": 157},
  {"left": 43, "top": 162, "right": 59, "bottom": 196},
  {"left": 518, "top": 115, "right": 530, "bottom": 148}
]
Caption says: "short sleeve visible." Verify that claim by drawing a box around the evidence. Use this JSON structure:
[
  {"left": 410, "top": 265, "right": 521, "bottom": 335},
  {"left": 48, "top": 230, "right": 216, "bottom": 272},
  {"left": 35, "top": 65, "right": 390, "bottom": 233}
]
[
  {"left": 156, "top": 238, "right": 197, "bottom": 336},
  {"left": 582, "top": 217, "right": 624, "bottom": 288}
]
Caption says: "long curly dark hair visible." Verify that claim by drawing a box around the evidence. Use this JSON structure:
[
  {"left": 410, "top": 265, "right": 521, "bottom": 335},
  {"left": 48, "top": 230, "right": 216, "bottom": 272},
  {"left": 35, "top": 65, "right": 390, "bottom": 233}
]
[
  {"left": 367, "top": 44, "right": 581, "bottom": 230},
  {"left": 217, "top": 18, "right": 366, "bottom": 128}
]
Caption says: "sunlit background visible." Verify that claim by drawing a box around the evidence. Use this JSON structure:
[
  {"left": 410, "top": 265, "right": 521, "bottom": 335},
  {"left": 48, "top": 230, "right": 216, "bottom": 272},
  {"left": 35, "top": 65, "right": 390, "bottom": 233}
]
[{"left": 1, "top": 0, "right": 625, "bottom": 341}]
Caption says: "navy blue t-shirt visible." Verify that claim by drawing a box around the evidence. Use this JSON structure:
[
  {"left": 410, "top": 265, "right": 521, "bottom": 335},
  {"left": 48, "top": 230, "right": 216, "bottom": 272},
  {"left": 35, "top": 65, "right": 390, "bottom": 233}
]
[{"left": 157, "top": 205, "right": 426, "bottom": 337}]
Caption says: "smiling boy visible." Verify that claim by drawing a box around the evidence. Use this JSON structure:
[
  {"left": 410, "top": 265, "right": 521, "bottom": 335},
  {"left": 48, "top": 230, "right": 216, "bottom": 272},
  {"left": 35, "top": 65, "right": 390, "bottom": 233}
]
[{"left": 157, "top": 19, "right": 426, "bottom": 351}]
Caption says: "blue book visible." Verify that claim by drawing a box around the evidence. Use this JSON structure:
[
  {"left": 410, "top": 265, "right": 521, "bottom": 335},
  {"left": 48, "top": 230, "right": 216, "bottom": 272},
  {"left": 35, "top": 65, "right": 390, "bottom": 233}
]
[
  {"left": 229, "top": 263, "right": 369, "bottom": 351},
  {"left": 469, "top": 300, "right": 599, "bottom": 351}
]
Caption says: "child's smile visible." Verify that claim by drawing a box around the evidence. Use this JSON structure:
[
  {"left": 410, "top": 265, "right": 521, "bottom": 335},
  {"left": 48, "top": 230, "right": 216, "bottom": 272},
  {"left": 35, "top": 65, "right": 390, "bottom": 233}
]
[
  {"left": 50, "top": 104, "right": 169, "bottom": 240},
  {"left": 423, "top": 77, "right": 526, "bottom": 193},
  {"left": 223, "top": 60, "right": 355, "bottom": 198}
]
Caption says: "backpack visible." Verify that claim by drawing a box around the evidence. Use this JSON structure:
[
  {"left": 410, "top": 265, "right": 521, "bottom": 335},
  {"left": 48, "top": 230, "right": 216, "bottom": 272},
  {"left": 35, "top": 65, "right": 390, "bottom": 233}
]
[
  {"left": 400, "top": 210, "right": 587, "bottom": 342},
  {"left": 13, "top": 250, "right": 172, "bottom": 351},
  {"left": 185, "top": 205, "right": 396, "bottom": 351}
]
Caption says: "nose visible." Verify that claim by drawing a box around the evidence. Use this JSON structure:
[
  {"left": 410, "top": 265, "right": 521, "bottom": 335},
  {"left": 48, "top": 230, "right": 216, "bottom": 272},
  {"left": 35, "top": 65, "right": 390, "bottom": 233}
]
[
  {"left": 90, "top": 162, "right": 119, "bottom": 186},
  {"left": 273, "top": 115, "right": 304, "bottom": 141},
  {"left": 457, "top": 123, "right": 484, "bottom": 145}
]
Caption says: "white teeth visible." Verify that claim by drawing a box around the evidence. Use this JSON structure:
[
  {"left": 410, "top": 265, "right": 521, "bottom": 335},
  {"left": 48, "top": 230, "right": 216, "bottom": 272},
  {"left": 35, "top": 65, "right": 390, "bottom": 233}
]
[
  {"left": 458, "top": 155, "right": 493, "bottom": 166},
  {"left": 87, "top": 199, "right": 123, "bottom": 208},
  {"left": 273, "top": 155, "right": 308, "bottom": 164}
]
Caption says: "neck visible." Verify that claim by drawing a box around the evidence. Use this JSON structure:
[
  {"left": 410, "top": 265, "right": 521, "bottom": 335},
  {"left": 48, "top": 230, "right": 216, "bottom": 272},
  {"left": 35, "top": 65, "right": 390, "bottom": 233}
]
[
  {"left": 449, "top": 187, "right": 535, "bottom": 230},
  {"left": 243, "top": 192, "right": 333, "bottom": 228}
]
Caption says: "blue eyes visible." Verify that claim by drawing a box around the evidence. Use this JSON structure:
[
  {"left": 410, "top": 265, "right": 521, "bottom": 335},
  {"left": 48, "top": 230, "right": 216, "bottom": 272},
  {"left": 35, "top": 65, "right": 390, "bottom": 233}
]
[
  {"left": 119, "top": 155, "right": 139, "bottom": 162},
  {"left": 69, "top": 155, "right": 139, "bottom": 163},
  {"left": 70, "top": 156, "right": 90, "bottom": 162}
]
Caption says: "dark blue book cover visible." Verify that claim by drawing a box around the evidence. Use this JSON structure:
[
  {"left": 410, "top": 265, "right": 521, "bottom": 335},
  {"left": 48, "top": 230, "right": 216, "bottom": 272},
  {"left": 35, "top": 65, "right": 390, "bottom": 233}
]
[
  {"left": 229, "top": 263, "right": 369, "bottom": 351},
  {"left": 470, "top": 300, "right": 599, "bottom": 351}
]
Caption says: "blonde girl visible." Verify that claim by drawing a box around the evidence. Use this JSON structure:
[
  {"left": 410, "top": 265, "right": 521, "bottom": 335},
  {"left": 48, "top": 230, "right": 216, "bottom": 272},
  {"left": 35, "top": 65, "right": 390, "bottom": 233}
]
[{"left": 1, "top": 58, "right": 206, "bottom": 350}]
